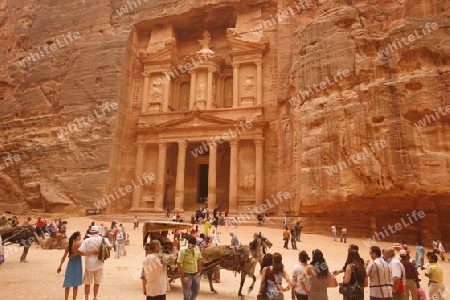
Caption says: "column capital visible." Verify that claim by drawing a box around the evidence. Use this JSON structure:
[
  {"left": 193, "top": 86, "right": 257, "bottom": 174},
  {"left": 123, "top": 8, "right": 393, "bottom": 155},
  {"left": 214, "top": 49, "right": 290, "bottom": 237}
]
[
  {"left": 142, "top": 71, "right": 151, "bottom": 78},
  {"left": 232, "top": 62, "right": 240, "bottom": 69},
  {"left": 178, "top": 140, "right": 188, "bottom": 148},
  {"left": 136, "top": 142, "right": 146, "bottom": 149},
  {"left": 207, "top": 66, "right": 217, "bottom": 73},
  {"left": 229, "top": 139, "right": 239, "bottom": 146},
  {"left": 253, "top": 139, "right": 264, "bottom": 146},
  {"left": 255, "top": 60, "right": 263, "bottom": 67},
  {"left": 158, "top": 142, "right": 168, "bottom": 150}
]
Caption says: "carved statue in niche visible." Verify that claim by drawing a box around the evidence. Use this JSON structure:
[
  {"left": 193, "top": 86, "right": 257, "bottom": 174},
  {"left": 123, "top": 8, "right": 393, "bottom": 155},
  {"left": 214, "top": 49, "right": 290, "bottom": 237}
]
[
  {"left": 197, "top": 80, "right": 206, "bottom": 100},
  {"left": 239, "top": 174, "right": 255, "bottom": 197},
  {"left": 198, "top": 30, "right": 214, "bottom": 54},
  {"left": 151, "top": 83, "right": 162, "bottom": 102},
  {"left": 243, "top": 76, "right": 255, "bottom": 96},
  {"left": 144, "top": 179, "right": 156, "bottom": 192}
]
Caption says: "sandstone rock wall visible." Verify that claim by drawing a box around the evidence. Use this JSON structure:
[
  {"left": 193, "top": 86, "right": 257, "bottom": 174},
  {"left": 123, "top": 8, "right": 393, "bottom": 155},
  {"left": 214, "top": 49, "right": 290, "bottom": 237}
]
[{"left": 284, "top": 0, "right": 450, "bottom": 244}]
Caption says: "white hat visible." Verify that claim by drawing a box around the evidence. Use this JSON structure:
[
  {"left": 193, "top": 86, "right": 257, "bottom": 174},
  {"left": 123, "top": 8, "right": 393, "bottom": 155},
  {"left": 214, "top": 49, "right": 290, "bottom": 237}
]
[
  {"left": 399, "top": 249, "right": 408, "bottom": 257},
  {"left": 90, "top": 225, "right": 102, "bottom": 233}
]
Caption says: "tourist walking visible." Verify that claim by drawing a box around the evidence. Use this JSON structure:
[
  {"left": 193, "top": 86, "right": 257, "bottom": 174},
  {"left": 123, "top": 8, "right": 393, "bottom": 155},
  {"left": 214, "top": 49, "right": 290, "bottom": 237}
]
[
  {"left": 290, "top": 228, "right": 297, "bottom": 250},
  {"left": 425, "top": 253, "right": 445, "bottom": 300},
  {"left": 437, "top": 240, "right": 447, "bottom": 262},
  {"left": 301, "top": 249, "right": 329, "bottom": 300},
  {"left": 78, "top": 225, "right": 112, "bottom": 300},
  {"left": 365, "top": 246, "right": 393, "bottom": 300},
  {"left": 204, "top": 218, "right": 211, "bottom": 236},
  {"left": 399, "top": 250, "right": 419, "bottom": 300},
  {"left": 57, "top": 231, "right": 83, "bottom": 300},
  {"left": 291, "top": 250, "right": 310, "bottom": 300},
  {"left": 283, "top": 228, "right": 290, "bottom": 249},
  {"left": 415, "top": 242, "right": 425, "bottom": 269},
  {"left": 340, "top": 250, "right": 365, "bottom": 300},
  {"left": 340, "top": 227, "right": 347, "bottom": 243},
  {"left": 133, "top": 217, "right": 139, "bottom": 230},
  {"left": 331, "top": 226, "right": 337, "bottom": 242},
  {"left": 230, "top": 231, "right": 239, "bottom": 246},
  {"left": 177, "top": 237, "right": 203, "bottom": 300},
  {"left": 295, "top": 222, "right": 302, "bottom": 242},
  {"left": 142, "top": 240, "right": 176, "bottom": 300},
  {"left": 114, "top": 227, "right": 124, "bottom": 259}
]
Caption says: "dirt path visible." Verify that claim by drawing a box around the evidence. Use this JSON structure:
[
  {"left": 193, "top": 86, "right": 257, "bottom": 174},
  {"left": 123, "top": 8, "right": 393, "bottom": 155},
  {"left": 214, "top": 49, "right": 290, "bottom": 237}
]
[{"left": 0, "top": 216, "right": 448, "bottom": 300}]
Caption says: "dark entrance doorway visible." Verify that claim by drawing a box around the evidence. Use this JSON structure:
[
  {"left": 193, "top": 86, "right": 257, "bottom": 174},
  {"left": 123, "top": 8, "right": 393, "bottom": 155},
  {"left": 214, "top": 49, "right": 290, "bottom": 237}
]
[{"left": 198, "top": 164, "right": 209, "bottom": 203}]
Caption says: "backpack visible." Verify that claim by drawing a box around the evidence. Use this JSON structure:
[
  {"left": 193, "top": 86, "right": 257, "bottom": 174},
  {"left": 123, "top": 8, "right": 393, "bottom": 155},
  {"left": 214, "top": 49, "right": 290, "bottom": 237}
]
[{"left": 98, "top": 237, "right": 110, "bottom": 262}]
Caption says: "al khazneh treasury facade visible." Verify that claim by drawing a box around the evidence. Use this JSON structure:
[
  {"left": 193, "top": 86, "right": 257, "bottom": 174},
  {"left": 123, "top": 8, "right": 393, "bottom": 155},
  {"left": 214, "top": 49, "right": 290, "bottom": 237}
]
[
  {"left": 125, "top": 7, "right": 277, "bottom": 213},
  {"left": 1, "top": 0, "right": 448, "bottom": 243}
]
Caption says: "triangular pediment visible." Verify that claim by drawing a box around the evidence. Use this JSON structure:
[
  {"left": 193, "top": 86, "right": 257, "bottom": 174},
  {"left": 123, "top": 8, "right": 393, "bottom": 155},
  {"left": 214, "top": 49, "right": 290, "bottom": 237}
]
[{"left": 157, "top": 111, "right": 239, "bottom": 129}]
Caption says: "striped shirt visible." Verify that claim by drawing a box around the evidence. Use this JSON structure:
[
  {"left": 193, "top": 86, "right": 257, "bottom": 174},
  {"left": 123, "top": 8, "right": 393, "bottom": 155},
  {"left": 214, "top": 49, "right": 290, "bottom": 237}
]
[{"left": 366, "top": 257, "right": 393, "bottom": 298}]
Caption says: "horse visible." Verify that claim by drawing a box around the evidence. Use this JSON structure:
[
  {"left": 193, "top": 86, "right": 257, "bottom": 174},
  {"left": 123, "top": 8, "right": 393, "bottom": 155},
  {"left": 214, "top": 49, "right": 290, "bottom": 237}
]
[
  {"left": 202, "top": 245, "right": 258, "bottom": 297},
  {"left": 0, "top": 225, "right": 37, "bottom": 262},
  {"left": 249, "top": 232, "right": 273, "bottom": 270}
]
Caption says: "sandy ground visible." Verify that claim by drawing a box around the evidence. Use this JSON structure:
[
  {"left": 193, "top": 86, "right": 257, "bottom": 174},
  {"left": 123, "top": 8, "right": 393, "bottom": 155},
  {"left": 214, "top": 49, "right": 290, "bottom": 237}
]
[{"left": 0, "top": 216, "right": 449, "bottom": 300}]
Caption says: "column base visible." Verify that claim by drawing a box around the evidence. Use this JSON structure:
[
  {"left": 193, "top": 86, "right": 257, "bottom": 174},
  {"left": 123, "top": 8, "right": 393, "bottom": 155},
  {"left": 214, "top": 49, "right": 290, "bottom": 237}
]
[{"left": 172, "top": 208, "right": 185, "bottom": 213}]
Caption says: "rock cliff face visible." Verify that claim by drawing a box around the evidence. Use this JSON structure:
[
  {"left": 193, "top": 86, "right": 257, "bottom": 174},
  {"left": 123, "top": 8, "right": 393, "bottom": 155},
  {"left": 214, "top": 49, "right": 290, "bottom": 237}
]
[
  {"left": 284, "top": 0, "right": 450, "bottom": 243},
  {"left": 0, "top": 0, "right": 449, "bottom": 244}
]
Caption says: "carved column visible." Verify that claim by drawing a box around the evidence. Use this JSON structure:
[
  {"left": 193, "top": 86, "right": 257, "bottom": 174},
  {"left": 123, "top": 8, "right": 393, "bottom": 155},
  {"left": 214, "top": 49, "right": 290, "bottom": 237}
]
[
  {"left": 208, "top": 143, "right": 217, "bottom": 210},
  {"left": 254, "top": 139, "right": 264, "bottom": 207},
  {"left": 232, "top": 62, "right": 239, "bottom": 108},
  {"left": 217, "top": 75, "right": 223, "bottom": 108},
  {"left": 256, "top": 61, "right": 263, "bottom": 106},
  {"left": 174, "top": 140, "right": 188, "bottom": 212},
  {"left": 131, "top": 143, "right": 146, "bottom": 209},
  {"left": 163, "top": 76, "right": 171, "bottom": 112},
  {"left": 141, "top": 72, "right": 150, "bottom": 113},
  {"left": 229, "top": 139, "right": 239, "bottom": 211},
  {"left": 207, "top": 67, "right": 214, "bottom": 109},
  {"left": 155, "top": 142, "right": 167, "bottom": 212},
  {"left": 189, "top": 72, "right": 197, "bottom": 109}
]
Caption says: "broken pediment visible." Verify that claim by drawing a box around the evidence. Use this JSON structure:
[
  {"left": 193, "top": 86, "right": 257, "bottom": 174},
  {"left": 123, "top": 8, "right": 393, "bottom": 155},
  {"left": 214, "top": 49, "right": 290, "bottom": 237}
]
[{"left": 156, "top": 112, "right": 239, "bottom": 129}]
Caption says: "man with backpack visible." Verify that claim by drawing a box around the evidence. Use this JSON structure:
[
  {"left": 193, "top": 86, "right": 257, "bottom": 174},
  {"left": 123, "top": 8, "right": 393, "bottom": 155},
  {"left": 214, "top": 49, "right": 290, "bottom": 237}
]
[{"left": 78, "top": 225, "right": 112, "bottom": 300}]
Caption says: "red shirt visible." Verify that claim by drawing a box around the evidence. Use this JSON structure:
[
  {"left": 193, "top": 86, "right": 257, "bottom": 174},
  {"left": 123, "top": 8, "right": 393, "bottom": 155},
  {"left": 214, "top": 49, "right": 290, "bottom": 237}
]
[{"left": 36, "top": 220, "right": 45, "bottom": 227}]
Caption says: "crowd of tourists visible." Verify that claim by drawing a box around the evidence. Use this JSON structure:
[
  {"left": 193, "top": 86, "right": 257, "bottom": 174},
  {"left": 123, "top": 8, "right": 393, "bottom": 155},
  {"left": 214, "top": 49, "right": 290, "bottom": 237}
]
[{"left": 26, "top": 215, "right": 442, "bottom": 300}]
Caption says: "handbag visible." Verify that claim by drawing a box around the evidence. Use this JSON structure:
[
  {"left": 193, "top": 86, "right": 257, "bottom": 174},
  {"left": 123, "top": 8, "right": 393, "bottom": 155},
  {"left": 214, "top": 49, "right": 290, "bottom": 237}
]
[
  {"left": 327, "top": 272, "right": 338, "bottom": 288},
  {"left": 338, "top": 265, "right": 363, "bottom": 300},
  {"left": 417, "top": 288, "right": 427, "bottom": 300}
]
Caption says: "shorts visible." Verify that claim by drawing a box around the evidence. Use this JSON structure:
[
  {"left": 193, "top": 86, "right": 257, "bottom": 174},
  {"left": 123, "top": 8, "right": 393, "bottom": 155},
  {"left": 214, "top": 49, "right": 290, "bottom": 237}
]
[{"left": 83, "top": 269, "right": 103, "bottom": 285}]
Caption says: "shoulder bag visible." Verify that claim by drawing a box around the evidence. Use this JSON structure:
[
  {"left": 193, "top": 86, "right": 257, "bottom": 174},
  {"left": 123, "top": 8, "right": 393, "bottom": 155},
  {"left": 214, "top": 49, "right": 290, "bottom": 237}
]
[{"left": 339, "top": 265, "right": 364, "bottom": 300}]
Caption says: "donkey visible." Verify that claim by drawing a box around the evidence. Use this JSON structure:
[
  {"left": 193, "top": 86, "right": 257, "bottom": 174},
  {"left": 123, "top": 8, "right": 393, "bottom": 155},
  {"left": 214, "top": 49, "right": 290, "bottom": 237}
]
[{"left": 202, "top": 245, "right": 258, "bottom": 296}]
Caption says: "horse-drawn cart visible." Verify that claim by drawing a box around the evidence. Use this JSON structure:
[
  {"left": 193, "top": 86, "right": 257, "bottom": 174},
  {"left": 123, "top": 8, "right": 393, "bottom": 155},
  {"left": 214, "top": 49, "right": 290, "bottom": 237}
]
[{"left": 142, "top": 221, "right": 192, "bottom": 283}]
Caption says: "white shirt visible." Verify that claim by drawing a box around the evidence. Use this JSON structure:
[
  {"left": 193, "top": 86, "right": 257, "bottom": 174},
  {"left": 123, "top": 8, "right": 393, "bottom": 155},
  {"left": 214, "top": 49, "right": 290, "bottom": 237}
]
[
  {"left": 142, "top": 254, "right": 168, "bottom": 297},
  {"left": 78, "top": 234, "right": 111, "bottom": 271},
  {"left": 292, "top": 263, "right": 309, "bottom": 294},
  {"left": 389, "top": 256, "right": 405, "bottom": 290},
  {"left": 366, "top": 257, "right": 393, "bottom": 298}
]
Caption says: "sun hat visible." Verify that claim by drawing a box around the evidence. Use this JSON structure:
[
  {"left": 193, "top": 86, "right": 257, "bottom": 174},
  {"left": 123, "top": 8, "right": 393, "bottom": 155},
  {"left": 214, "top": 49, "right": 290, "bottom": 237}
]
[{"left": 90, "top": 225, "right": 102, "bottom": 233}]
